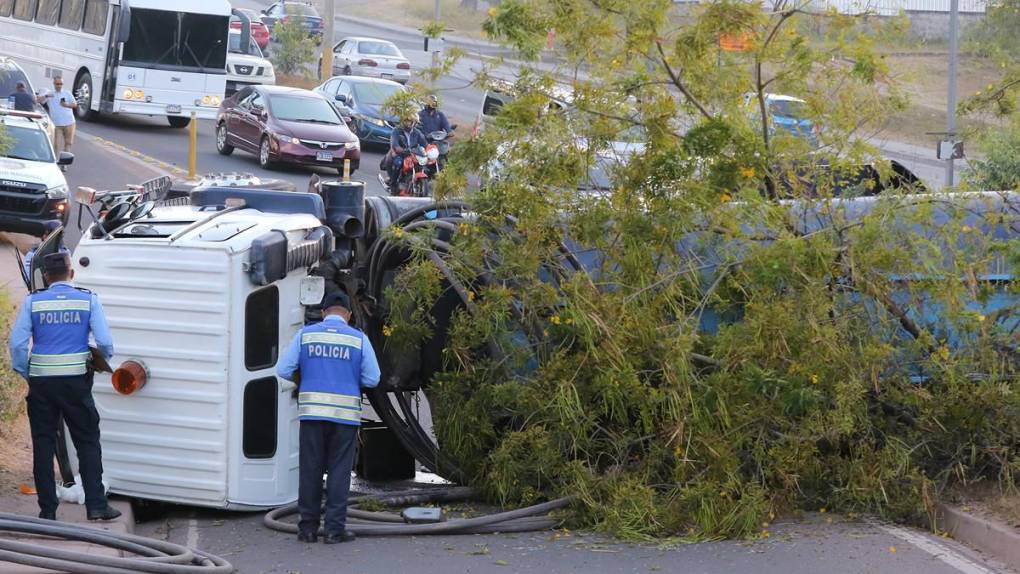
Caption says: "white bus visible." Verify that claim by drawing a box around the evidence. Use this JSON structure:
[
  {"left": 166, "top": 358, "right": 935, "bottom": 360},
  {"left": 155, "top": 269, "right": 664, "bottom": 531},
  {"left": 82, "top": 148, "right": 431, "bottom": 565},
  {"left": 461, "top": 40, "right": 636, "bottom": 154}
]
[{"left": 0, "top": 0, "right": 231, "bottom": 128}]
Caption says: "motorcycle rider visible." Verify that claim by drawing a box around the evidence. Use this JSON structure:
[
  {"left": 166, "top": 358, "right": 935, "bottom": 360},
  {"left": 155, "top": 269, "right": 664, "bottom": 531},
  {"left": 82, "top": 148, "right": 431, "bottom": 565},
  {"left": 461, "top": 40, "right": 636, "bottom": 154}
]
[
  {"left": 418, "top": 95, "right": 451, "bottom": 135},
  {"left": 384, "top": 113, "right": 428, "bottom": 195}
]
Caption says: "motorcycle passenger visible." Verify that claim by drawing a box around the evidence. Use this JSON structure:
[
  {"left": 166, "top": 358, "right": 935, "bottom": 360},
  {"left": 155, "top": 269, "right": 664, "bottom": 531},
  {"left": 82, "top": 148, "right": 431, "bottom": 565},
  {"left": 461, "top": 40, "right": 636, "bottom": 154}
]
[
  {"left": 418, "top": 95, "right": 451, "bottom": 135},
  {"left": 385, "top": 114, "right": 427, "bottom": 194}
]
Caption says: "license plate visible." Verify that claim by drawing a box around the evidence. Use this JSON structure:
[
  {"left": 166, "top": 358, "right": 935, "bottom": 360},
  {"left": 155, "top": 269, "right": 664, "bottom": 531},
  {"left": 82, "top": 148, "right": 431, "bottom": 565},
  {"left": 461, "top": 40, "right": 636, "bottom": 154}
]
[
  {"left": 316, "top": 151, "right": 333, "bottom": 162},
  {"left": 166, "top": 104, "right": 182, "bottom": 114}
]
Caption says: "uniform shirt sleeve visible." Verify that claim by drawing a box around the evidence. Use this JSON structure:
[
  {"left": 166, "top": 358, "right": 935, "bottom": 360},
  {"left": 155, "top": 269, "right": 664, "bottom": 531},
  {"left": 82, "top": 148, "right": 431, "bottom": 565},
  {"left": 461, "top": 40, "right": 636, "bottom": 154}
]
[
  {"left": 359, "top": 332, "right": 381, "bottom": 389},
  {"left": 89, "top": 293, "right": 114, "bottom": 359},
  {"left": 9, "top": 294, "right": 33, "bottom": 379},
  {"left": 439, "top": 111, "right": 451, "bottom": 132},
  {"left": 277, "top": 331, "right": 302, "bottom": 380}
]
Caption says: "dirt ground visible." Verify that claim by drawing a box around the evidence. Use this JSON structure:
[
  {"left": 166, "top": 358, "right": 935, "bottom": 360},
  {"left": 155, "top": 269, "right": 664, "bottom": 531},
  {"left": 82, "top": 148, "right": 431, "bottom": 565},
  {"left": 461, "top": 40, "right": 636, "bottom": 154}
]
[{"left": 947, "top": 481, "right": 1020, "bottom": 530}]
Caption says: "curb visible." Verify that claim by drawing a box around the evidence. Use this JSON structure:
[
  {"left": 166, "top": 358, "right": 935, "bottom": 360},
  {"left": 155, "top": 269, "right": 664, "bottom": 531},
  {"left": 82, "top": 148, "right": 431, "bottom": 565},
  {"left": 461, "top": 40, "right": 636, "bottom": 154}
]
[{"left": 939, "top": 503, "right": 1020, "bottom": 572}]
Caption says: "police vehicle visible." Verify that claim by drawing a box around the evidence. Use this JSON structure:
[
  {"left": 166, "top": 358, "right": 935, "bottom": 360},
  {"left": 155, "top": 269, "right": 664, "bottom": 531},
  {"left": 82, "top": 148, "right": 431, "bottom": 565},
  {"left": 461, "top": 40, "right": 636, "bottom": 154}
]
[
  {"left": 0, "top": 108, "right": 73, "bottom": 236},
  {"left": 34, "top": 175, "right": 454, "bottom": 509}
]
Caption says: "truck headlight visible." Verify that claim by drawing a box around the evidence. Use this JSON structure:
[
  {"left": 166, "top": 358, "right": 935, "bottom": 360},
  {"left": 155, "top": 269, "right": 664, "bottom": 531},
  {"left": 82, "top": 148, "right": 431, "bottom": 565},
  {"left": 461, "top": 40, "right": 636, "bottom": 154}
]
[
  {"left": 46, "top": 184, "right": 68, "bottom": 199},
  {"left": 201, "top": 95, "right": 222, "bottom": 107}
]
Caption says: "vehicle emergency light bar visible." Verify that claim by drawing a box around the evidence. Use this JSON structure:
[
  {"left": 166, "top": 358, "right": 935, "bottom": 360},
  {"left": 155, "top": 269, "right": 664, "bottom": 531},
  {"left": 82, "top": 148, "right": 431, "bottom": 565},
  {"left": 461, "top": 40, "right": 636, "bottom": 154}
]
[
  {"left": 75, "top": 186, "right": 141, "bottom": 205},
  {"left": 0, "top": 108, "right": 44, "bottom": 121}
]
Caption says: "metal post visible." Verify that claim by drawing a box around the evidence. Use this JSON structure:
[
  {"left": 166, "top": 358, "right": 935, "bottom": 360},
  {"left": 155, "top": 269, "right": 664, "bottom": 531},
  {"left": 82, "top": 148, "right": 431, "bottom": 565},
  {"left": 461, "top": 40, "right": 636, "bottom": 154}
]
[
  {"left": 321, "top": 0, "right": 336, "bottom": 81},
  {"left": 434, "top": 0, "right": 441, "bottom": 21},
  {"left": 431, "top": 0, "right": 442, "bottom": 72},
  {"left": 188, "top": 111, "right": 197, "bottom": 180},
  {"left": 945, "top": 0, "right": 959, "bottom": 189}
]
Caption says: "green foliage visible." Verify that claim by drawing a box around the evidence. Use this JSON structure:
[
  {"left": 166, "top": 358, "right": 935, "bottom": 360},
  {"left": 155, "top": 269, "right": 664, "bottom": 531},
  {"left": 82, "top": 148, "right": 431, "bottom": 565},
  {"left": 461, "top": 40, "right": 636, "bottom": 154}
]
[
  {"left": 269, "top": 5, "right": 316, "bottom": 77},
  {"left": 378, "top": 0, "right": 1020, "bottom": 540},
  {"left": 0, "top": 288, "right": 22, "bottom": 422},
  {"left": 965, "top": 0, "right": 1020, "bottom": 62},
  {"left": 965, "top": 117, "right": 1020, "bottom": 190}
]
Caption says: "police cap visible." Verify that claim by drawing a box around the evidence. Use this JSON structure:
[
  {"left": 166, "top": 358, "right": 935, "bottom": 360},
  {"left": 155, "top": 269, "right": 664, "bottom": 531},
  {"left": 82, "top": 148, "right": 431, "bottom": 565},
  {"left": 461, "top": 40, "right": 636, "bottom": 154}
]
[
  {"left": 321, "top": 290, "right": 351, "bottom": 311},
  {"left": 42, "top": 252, "right": 71, "bottom": 275}
]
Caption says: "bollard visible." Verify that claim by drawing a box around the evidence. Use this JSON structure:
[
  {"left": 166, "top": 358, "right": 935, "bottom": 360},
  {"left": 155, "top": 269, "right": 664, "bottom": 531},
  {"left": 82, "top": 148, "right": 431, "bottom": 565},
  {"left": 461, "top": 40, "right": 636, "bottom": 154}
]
[
  {"left": 343, "top": 159, "right": 351, "bottom": 181},
  {"left": 188, "top": 111, "right": 197, "bottom": 180}
]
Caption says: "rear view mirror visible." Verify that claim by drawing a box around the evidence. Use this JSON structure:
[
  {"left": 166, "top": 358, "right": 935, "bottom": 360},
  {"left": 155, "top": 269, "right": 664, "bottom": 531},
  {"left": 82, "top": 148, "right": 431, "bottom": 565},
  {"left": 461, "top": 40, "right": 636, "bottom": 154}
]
[
  {"left": 300, "top": 276, "right": 326, "bottom": 306},
  {"left": 335, "top": 94, "right": 347, "bottom": 103},
  {"left": 57, "top": 152, "right": 74, "bottom": 165}
]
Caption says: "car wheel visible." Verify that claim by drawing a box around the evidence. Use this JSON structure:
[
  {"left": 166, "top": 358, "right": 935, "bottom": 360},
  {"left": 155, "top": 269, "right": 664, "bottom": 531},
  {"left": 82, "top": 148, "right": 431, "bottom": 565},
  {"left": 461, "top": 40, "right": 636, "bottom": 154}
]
[
  {"left": 167, "top": 116, "right": 191, "bottom": 128},
  {"left": 215, "top": 123, "right": 234, "bottom": 155},
  {"left": 74, "top": 72, "right": 97, "bottom": 121},
  {"left": 259, "top": 136, "right": 275, "bottom": 169}
]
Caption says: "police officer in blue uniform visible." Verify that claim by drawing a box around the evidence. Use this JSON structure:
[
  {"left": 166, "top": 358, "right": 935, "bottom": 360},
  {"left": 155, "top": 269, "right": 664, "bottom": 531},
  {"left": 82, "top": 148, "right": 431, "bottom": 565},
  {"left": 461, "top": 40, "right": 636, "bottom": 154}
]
[
  {"left": 8, "top": 252, "right": 121, "bottom": 521},
  {"left": 277, "top": 291, "right": 380, "bottom": 544}
]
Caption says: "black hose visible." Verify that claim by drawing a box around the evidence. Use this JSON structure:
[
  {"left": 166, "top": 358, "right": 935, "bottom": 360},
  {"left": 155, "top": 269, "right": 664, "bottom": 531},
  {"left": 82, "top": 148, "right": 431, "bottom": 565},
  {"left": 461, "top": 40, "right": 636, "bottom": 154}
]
[
  {"left": 263, "top": 488, "right": 570, "bottom": 536},
  {"left": 0, "top": 513, "right": 235, "bottom": 574}
]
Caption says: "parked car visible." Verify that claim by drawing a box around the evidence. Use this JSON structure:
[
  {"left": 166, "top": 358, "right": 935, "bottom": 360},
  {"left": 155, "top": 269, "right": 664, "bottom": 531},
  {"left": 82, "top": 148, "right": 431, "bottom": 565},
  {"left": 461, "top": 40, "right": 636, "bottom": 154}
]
[
  {"left": 226, "top": 29, "right": 275, "bottom": 96},
  {"left": 261, "top": 1, "right": 323, "bottom": 42},
  {"left": 320, "top": 37, "right": 411, "bottom": 84},
  {"left": 215, "top": 85, "right": 360, "bottom": 174},
  {"left": 315, "top": 76, "right": 406, "bottom": 147},
  {"left": 0, "top": 108, "right": 73, "bottom": 236},
  {"left": 230, "top": 8, "right": 271, "bottom": 50},
  {"left": 0, "top": 57, "right": 55, "bottom": 141}
]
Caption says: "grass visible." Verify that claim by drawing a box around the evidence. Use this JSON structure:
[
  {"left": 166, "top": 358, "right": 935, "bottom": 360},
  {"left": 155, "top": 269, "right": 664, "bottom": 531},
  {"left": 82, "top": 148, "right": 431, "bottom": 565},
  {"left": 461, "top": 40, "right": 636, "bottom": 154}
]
[
  {"left": 337, "top": 0, "right": 490, "bottom": 40},
  {"left": 0, "top": 289, "right": 21, "bottom": 424},
  {"left": 276, "top": 73, "right": 321, "bottom": 90}
]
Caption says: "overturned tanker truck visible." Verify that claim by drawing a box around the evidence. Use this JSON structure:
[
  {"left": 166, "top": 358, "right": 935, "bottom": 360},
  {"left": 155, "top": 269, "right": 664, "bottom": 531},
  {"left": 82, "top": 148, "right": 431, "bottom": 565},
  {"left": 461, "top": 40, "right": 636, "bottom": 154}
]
[{"left": 36, "top": 174, "right": 1020, "bottom": 509}]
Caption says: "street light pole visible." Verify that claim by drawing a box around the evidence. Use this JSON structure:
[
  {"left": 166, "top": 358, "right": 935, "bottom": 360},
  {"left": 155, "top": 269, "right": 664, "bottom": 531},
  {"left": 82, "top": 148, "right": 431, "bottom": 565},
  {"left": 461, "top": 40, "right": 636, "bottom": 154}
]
[
  {"left": 320, "top": 0, "right": 336, "bottom": 81},
  {"left": 945, "top": 0, "right": 959, "bottom": 188}
]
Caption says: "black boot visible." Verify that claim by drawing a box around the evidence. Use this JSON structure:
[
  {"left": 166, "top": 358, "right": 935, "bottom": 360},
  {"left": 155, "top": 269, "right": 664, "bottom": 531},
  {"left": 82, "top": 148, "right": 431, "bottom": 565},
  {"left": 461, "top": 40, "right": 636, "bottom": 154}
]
[
  {"left": 86, "top": 505, "right": 122, "bottom": 521},
  {"left": 297, "top": 531, "right": 318, "bottom": 543},
  {"left": 38, "top": 510, "right": 56, "bottom": 521},
  {"left": 322, "top": 530, "right": 356, "bottom": 544}
]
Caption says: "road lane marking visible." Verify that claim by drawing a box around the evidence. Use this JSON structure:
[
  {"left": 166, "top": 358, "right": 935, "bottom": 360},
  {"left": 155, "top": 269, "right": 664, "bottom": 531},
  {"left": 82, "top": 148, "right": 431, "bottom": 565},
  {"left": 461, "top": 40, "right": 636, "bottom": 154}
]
[
  {"left": 186, "top": 513, "right": 199, "bottom": 550},
  {"left": 874, "top": 521, "right": 997, "bottom": 574}
]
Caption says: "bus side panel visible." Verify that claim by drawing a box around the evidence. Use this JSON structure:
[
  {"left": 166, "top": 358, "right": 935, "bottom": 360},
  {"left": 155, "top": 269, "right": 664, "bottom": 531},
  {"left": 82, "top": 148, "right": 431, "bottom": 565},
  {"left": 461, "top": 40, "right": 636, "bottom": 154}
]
[
  {"left": 75, "top": 245, "right": 232, "bottom": 507},
  {"left": 0, "top": 16, "right": 106, "bottom": 108}
]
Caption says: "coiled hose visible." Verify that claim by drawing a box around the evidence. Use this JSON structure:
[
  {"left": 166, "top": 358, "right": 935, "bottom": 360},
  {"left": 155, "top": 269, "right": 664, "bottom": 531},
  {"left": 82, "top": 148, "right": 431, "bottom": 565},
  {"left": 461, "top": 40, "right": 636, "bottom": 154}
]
[
  {"left": 0, "top": 512, "right": 235, "bottom": 574},
  {"left": 263, "top": 487, "right": 571, "bottom": 536}
]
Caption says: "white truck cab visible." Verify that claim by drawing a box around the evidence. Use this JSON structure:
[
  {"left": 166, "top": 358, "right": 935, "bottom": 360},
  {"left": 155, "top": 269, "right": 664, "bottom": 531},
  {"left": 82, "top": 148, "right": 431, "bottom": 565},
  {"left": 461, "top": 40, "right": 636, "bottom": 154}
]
[
  {"left": 226, "top": 29, "right": 275, "bottom": 96},
  {"left": 0, "top": 109, "right": 73, "bottom": 235}
]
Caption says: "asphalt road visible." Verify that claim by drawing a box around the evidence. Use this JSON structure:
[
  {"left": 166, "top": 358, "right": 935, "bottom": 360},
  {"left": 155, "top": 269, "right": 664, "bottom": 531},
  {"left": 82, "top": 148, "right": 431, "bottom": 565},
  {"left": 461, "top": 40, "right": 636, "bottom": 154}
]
[{"left": 132, "top": 505, "right": 1012, "bottom": 574}]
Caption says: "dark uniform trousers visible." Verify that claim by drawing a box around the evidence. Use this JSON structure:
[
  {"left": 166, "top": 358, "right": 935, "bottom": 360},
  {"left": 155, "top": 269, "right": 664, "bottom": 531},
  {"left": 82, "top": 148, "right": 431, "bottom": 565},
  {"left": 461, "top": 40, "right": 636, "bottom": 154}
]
[
  {"left": 26, "top": 373, "right": 106, "bottom": 514},
  {"left": 298, "top": 421, "right": 358, "bottom": 536}
]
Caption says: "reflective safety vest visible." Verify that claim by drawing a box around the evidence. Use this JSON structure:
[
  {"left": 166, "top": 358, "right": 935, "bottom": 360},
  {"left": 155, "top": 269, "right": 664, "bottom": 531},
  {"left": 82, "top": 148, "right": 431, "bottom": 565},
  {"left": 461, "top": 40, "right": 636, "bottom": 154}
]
[
  {"left": 29, "top": 284, "right": 92, "bottom": 378},
  {"left": 297, "top": 319, "right": 366, "bottom": 426}
]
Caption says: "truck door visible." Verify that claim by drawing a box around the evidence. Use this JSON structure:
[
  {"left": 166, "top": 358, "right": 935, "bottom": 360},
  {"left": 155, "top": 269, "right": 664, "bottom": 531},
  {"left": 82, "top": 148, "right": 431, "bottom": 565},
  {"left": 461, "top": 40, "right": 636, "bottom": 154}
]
[{"left": 27, "top": 225, "right": 65, "bottom": 291}]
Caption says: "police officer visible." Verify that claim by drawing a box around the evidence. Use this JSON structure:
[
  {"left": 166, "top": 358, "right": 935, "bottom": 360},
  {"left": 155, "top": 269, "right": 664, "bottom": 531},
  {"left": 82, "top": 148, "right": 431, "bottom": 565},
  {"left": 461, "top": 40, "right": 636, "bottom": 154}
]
[
  {"left": 277, "top": 291, "right": 380, "bottom": 544},
  {"left": 8, "top": 252, "right": 120, "bottom": 521}
]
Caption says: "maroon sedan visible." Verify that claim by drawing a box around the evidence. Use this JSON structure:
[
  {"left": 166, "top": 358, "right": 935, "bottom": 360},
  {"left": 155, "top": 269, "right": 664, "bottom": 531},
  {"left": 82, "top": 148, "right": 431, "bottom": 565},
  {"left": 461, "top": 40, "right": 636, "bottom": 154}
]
[{"left": 215, "top": 85, "right": 361, "bottom": 175}]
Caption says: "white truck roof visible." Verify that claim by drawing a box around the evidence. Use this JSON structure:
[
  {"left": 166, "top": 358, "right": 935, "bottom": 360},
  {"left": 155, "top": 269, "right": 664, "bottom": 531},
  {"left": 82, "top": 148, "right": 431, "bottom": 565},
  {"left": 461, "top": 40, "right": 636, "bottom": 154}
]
[{"left": 128, "top": 0, "right": 232, "bottom": 16}]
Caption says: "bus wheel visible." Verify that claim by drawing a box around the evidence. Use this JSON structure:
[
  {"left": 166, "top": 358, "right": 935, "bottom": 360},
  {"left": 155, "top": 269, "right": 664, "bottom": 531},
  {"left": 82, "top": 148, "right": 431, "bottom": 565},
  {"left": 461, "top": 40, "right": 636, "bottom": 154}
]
[
  {"left": 167, "top": 116, "right": 191, "bottom": 129},
  {"left": 74, "top": 72, "right": 97, "bottom": 121}
]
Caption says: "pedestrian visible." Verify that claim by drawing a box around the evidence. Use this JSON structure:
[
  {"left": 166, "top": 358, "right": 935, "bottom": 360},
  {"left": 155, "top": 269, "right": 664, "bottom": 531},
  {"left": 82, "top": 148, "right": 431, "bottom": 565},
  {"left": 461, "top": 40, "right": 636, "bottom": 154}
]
[
  {"left": 277, "top": 291, "right": 380, "bottom": 544},
  {"left": 37, "top": 76, "right": 77, "bottom": 157},
  {"left": 8, "top": 81, "right": 35, "bottom": 112},
  {"left": 8, "top": 252, "right": 121, "bottom": 522}
]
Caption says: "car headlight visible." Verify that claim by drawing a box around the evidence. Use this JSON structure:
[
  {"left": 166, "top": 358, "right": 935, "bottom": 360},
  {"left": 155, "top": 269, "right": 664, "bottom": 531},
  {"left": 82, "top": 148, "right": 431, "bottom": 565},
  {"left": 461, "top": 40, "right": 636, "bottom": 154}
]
[
  {"left": 360, "top": 115, "right": 386, "bottom": 127},
  {"left": 275, "top": 133, "right": 300, "bottom": 145},
  {"left": 46, "top": 184, "right": 68, "bottom": 199},
  {"left": 344, "top": 140, "right": 359, "bottom": 150}
]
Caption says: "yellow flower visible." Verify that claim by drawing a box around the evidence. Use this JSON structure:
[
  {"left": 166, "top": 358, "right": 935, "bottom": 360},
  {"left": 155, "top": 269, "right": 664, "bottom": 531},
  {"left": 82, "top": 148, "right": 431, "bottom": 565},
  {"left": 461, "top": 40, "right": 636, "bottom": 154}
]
[
  {"left": 467, "top": 291, "right": 476, "bottom": 302},
  {"left": 978, "top": 314, "right": 986, "bottom": 322},
  {"left": 740, "top": 167, "right": 756, "bottom": 178},
  {"left": 889, "top": 546, "right": 897, "bottom": 554},
  {"left": 488, "top": 6, "right": 498, "bottom": 17},
  {"left": 961, "top": 225, "right": 972, "bottom": 233},
  {"left": 382, "top": 325, "right": 393, "bottom": 337},
  {"left": 392, "top": 227, "right": 405, "bottom": 239},
  {"left": 810, "top": 374, "right": 819, "bottom": 385},
  {"left": 550, "top": 315, "right": 561, "bottom": 325},
  {"left": 720, "top": 193, "right": 732, "bottom": 203},
  {"left": 760, "top": 530, "right": 770, "bottom": 538},
  {"left": 819, "top": 507, "right": 827, "bottom": 513}
]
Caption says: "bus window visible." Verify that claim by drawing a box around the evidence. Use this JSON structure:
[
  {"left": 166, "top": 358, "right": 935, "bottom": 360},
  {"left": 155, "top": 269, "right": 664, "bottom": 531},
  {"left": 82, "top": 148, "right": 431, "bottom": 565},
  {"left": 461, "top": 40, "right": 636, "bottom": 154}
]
[
  {"left": 0, "top": 0, "right": 12, "bottom": 18},
  {"left": 123, "top": 9, "right": 228, "bottom": 72},
  {"left": 58, "top": 0, "right": 83, "bottom": 30},
  {"left": 12, "top": 0, "right": 36, "bottom": 21},
  {"left": 245, "top": 285, "right": 279, "bottom": 371},
  {"left": 82, "top": 0, "right": 107, "bottom": 35},
  {"left": 35, "top": 0, "right": 59, "bottom": 25}
]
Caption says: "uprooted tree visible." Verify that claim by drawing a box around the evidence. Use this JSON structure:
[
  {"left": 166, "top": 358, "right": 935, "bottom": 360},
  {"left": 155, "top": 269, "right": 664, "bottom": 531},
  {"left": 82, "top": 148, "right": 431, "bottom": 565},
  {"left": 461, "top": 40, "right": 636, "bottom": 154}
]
[{"left": 377, "top": 0, "right": 1020, "bottom": 539}]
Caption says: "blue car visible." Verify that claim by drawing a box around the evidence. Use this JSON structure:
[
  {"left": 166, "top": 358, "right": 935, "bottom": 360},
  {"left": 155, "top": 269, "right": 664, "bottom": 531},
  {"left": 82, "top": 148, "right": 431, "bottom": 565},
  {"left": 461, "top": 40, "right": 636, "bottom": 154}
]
[{"left": 314, "top": 76, "right": 406, "bottom": 147}]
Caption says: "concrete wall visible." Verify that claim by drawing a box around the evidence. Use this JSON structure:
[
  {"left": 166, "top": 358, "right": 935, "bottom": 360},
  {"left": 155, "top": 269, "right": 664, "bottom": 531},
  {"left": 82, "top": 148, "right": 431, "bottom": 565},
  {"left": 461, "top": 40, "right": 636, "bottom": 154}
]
[{"left": 904, "top": 11, "right": 984, "bottom": 41}]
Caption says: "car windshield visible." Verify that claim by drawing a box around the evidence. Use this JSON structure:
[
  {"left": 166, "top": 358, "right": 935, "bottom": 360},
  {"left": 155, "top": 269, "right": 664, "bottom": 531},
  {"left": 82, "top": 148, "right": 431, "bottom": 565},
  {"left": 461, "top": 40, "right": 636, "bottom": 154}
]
[
  {"left": 358, "top": 41, "right": 400, "bottom": 57},
  {"left": 769, "top": 99, "right": 809, "bottom": 119},
  {"left": 228, "top": 34, "right": 263, "bottom": 57},
  {"left": 285, "top": 3, "right": 318, "bottom": 16},
  {"left": 3, "top": 125, "right": 54, "bottom": 163},
  {"left": 352, "top": 82, "right": 402, "bottom": 106},
  {"left": 270, "top": 95, "right": 342, "bottom": 124},
  {"left": 122, "top": 9, "right": 229, "bottom": 72}
]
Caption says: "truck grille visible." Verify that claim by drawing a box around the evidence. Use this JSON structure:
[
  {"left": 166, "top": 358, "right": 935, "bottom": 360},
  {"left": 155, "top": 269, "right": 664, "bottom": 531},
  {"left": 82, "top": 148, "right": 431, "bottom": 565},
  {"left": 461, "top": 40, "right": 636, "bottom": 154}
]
[
  {"left": 0, "top": 183, "right": 46, "bottom": 215},
  {"left": 235, "top": 65, "right": 253, "bottom": 75}
]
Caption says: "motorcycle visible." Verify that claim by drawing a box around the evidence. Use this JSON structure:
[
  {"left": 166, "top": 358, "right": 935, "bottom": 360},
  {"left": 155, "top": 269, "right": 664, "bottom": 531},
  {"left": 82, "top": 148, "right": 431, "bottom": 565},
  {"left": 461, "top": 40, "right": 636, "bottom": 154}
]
[
  {"left": 425, "top": 126, "right": 454, "bottom": 173},
  {"left": 378, "top": 145, "right": 431, "bottom": 197}
]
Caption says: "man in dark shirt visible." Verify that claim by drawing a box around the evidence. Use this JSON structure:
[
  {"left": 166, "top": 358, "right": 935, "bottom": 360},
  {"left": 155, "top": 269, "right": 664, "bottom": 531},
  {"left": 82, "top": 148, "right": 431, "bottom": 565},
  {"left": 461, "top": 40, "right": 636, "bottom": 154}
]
[
  {"left": 8, "top": 82, "right": 35, "bottom": 112},
  {"left": 417, "top": 95, "right": 451, "bottom": 135}
]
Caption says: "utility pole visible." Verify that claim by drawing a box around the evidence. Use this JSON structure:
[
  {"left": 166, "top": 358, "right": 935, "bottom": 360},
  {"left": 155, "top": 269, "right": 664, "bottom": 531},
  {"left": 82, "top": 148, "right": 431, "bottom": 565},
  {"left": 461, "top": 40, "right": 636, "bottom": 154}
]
[
  {"left": 320, "top": 0, "right": 336, "bottom": 82},
  {"left": 432, "top": 0, "right": 442, "bottom": 72},
  {"left": 945, "top": 0, "right": 959, "bottom": 188}
]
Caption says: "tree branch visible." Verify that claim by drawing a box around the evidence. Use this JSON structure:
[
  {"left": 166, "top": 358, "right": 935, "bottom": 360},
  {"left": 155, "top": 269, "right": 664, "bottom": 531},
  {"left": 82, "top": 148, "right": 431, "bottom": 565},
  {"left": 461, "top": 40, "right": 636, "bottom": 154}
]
[{"left": 654, "top": 40, "right": 713, "bottom": 121}]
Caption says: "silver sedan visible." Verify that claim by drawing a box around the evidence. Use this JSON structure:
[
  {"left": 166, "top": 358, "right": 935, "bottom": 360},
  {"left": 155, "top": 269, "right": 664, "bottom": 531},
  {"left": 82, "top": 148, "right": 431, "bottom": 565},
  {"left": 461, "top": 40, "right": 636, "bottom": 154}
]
[{"left": 324, "top": 36, "right": 411, "bottom": 84}]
